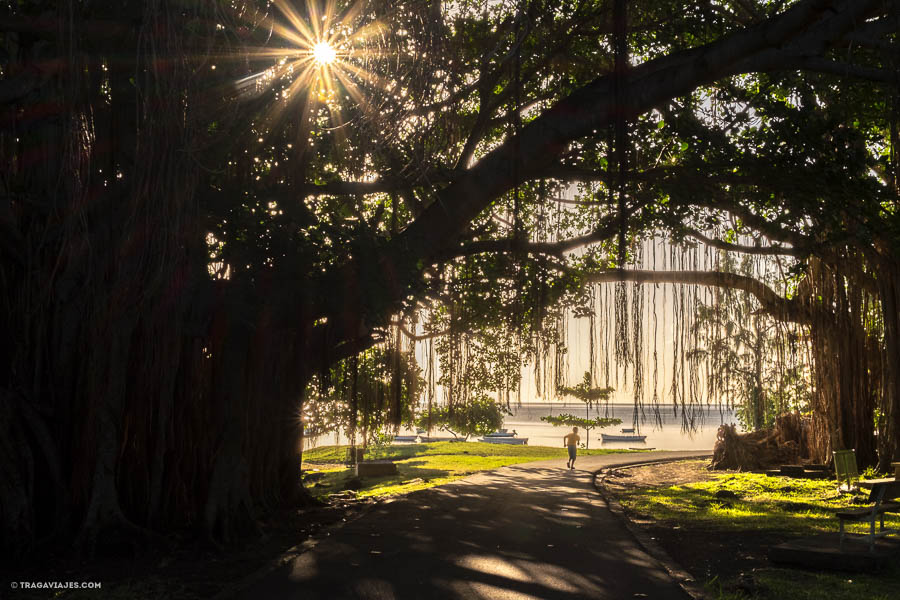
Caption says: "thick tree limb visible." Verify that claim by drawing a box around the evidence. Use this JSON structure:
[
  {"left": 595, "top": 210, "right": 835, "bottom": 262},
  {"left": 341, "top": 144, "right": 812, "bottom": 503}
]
[
  {"left": 400, "top": 0, "right": 880, "bottom": 258},
  {"left": 584, "top": 269, "right": 810, "bottom": 324},
  {"left": 309, "top": 0, "right": 882, "bottom": 351}
]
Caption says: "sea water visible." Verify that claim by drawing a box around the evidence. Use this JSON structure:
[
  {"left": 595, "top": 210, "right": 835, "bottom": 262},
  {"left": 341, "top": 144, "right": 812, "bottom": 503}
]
[
  {"left": 500, "top": 402, "right": 738, "bottom": 450},
  {"left": 306, "top": 402, "right": 738, "bottom": 450}
]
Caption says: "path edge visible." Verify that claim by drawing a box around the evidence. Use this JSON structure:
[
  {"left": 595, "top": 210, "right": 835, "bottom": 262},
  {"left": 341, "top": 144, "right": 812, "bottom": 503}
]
[{"left": 592, "top": 456, "right": 713, "bottom": 600}]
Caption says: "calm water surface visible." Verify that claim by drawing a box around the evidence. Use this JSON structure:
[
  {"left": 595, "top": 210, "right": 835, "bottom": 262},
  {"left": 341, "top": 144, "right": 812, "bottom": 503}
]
[
  {"left": 501, "top": 402, "right": 738, "bottom": 450},
  {"left": 307, "top": 402, "right": 738, "bottom": 450}
]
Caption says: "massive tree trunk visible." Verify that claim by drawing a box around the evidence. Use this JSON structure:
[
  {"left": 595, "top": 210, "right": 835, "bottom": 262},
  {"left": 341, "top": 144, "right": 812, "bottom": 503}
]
[
  {"left": 875, "top": 258, "right": 900, "bottom": 469},
  {"left": 805, "top": 259, "right": 879, "bottom": 466}
]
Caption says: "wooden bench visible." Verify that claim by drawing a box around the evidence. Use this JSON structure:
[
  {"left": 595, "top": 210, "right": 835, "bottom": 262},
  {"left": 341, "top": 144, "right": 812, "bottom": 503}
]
[{"left": 836, "top": 479, "right": 900, "bottom": 552}]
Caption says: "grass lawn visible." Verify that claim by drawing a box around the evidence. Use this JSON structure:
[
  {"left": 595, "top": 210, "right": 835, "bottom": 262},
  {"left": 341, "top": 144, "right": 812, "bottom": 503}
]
[
  {"left": 302, "top": 441, "right": 640, "bottom": 498},
  {"left": 611, "top": 460, "right": 900, "bottom": 600}
]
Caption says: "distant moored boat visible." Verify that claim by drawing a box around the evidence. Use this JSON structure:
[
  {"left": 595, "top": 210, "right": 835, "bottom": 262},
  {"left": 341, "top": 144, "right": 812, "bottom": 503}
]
[
  {"left": 480, "top": 429, "right": 527, "bottom": 444},
  {"left": 601, "top": 433, "right": 647, "bottom": 442},
  {"left": 478, "top": 436, "right": 528, "bottom": 445}
]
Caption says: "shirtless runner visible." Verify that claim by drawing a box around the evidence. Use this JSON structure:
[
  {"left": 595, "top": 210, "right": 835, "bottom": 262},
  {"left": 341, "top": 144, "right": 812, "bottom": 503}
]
[{"left": 563, "top": 427, "right": 580, "bottom": 469}]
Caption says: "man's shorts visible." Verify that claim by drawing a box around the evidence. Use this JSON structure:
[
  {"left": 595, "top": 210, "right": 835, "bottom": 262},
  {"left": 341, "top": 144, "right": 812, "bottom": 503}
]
[{"left": 567, "top": 445, "right": 576, "bottom": 461}]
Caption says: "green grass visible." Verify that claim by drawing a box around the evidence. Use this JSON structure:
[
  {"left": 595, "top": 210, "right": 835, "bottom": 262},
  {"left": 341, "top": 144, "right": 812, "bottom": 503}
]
[
  {"left": 616, "top": 465, "right": 899, "bottom": 536},
  {"left": 302, "top": 441, "right": 637, "bottom": 498},
  {"left": 614, "top": 460, "right": 900, "bottom": 600}
]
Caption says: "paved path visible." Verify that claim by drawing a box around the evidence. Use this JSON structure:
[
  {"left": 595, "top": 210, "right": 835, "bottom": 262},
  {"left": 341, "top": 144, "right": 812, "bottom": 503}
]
[{"left": 238, "top": 451, "right": 710, "bottom": 600}]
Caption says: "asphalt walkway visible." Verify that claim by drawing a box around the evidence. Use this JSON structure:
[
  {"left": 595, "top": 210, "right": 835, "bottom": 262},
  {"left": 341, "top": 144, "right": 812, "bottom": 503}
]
[{"left": 237, "top": 450, "right": 710, "bottom": 600}]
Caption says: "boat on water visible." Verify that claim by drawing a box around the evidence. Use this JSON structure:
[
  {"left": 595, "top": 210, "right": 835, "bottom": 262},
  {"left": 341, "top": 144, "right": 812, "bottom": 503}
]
[
  {"left": 479, "top": 435, "right": 528, "bottom": 445},
  {"left": 601, "top": 433, "right": 647, "bottom": 442},
  {"left": 621, "top": 428, "right": 635, "bottom": 433},
  {"left": 394, "top": 431, "right": 465, "bottom": 443},
  {"left": 479, "top": 430, "right": 527, "bottom": 444},
  {"left": 484, "top": 429, "right": 517, "bottom": 438}
]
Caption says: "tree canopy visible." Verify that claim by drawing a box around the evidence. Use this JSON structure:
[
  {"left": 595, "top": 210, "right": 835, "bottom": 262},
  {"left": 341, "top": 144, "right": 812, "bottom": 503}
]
[
  {"left": 416, "top": 394, "right": 509, "bottom": 439},
  {"left": 2, "top": 0, "right": 899, "bottom": 557}
]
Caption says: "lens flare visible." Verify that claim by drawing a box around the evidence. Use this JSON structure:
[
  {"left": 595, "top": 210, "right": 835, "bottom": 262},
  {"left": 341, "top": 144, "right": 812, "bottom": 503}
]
[
  {"left": 312, "top": 41, "right": 337, "bottom": 65},
  {"left": 229, "top": 0, "right": 397, "bottom": 143}
]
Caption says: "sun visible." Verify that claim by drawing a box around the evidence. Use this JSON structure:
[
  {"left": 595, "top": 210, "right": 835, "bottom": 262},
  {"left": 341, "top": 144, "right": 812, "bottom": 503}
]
[
  {"left": 312, "top": 41, "right": 337, "bottom": 66},
  {"left": 232, "top": 0, "right": 395, "bottom": 131}
]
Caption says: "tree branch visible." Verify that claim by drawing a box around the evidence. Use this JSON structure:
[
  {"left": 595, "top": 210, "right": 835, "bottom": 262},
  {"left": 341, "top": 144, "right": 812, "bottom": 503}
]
[
  {"left": 444, "top": 213, "right": 626, "bottom": 261},
  {"left": 683, "top": 227, "right": 804, "bottom": 256},
  {"left": 308, "top": 0, "right": 882, "bottom": 350},
  {"left": 785, "top": 57, "right": 897, "bottom": 83},
  {"left": 391, "top": 321, "right": 451, "bottom": 341},
  {"left": 584, "top": 269, "right": 811, "bottom": 324},
  {"left": 295, "top": 179, "right": 421, "bottom": 197}
]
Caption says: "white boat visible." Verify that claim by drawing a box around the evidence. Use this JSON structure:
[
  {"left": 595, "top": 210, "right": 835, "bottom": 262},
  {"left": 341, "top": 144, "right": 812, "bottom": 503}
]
[
  {"left": 484, "top": 430, "right": 517, "bottom": 437},
  {"left": 417, "top": 436, "right": 462, "bottom": 443},
  {"left": 479, "top": 436, "right": 528, "bottom": 445},
  {"left": 601, "top": 433, "right": 647, "bottom": 442}
]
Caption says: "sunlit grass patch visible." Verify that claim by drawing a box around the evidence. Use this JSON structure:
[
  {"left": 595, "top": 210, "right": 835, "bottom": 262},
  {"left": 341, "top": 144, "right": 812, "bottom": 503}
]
[
  {"left": 613, "top": 461, "right": 900, "bottom": 600},
  {"left": 615, "top": 463, "right": 899, "bottom": 536},
  {"left": 302, "top": 441, "right": 636, "bottom": 499}
]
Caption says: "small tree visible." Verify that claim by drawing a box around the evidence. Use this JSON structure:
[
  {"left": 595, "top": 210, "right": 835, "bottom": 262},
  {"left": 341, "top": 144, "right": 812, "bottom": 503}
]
[
  {"left": 540, "top": 414, "right": 622, "bottom": 449},
  {"left": 558, "top": 372, "right": 615, "bottom": 420},
  {"left": 415, "top": 394, "right": 510, "bottom": 440}
]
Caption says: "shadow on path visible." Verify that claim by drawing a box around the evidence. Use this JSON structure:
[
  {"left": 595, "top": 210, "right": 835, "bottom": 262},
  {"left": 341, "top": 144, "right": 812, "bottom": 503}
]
[{"left": 238, "top": 452, "right": 707, "bottom": 600}]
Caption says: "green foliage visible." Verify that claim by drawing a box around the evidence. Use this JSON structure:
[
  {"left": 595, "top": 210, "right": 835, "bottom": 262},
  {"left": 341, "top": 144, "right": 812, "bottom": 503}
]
[
  {"left": 414, "top": 394, "right": 510, "bottom": 439},
  {"left": 540, "top": 413, "right": 621, "bottom": 430},
  {"left": 367, "top": 428, "right": 396, "bottom": 460},
  {"left": 303, "top": 347, "right": 424, "bottom": 446},
  {"left": 557, "top": 372, "right": 615, "bottom": 405}
]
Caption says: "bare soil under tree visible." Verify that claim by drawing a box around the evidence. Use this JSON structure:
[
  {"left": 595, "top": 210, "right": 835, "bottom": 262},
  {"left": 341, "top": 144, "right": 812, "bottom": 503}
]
[{"left": 603, "top": 461, "right": 784, "bottom": 586}]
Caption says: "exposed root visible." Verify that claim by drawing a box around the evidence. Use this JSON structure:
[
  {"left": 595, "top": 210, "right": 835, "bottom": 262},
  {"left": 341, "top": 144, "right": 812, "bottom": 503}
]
[{"left": 710, "top": 413, "right": 814, "bottom": 471}]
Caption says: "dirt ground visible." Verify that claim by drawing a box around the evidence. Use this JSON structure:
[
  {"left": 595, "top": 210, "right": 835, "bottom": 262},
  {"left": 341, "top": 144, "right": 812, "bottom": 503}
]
[
  {"left": 603, "top": 459, "right": 784, "bottom": 589},
  {"left": 604, "top": 459, "right": 714, "bottom": 489}
]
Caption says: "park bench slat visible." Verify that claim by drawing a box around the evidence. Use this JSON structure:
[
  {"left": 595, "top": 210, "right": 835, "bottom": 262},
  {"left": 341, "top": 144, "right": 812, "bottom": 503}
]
[
  {"left": 836, "top": 502, "right": 900, "bottom": 520},
  {"left": 834, "top": 478, "right": 900, "bottom": 553}
]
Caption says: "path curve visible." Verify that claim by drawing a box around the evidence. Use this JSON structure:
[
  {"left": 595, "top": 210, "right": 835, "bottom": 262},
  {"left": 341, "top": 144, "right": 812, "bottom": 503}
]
[{"left": 237, "top": 450, "right": 710, "bottom": 600}]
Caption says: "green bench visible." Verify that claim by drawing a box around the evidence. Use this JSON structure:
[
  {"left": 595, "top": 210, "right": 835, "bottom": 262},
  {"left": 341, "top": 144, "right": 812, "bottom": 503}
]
[
  {"left": 833, "top": 449, "right": 859, "bottom": 492},
  {"left": 833, "top": 450, "right": 900, "bottom": 552}
]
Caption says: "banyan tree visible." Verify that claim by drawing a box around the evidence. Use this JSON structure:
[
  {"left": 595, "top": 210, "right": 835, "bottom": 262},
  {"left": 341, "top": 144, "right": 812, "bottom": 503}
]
[{"left": 1, "top": 0, "right": 899, "bottom": 557}]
